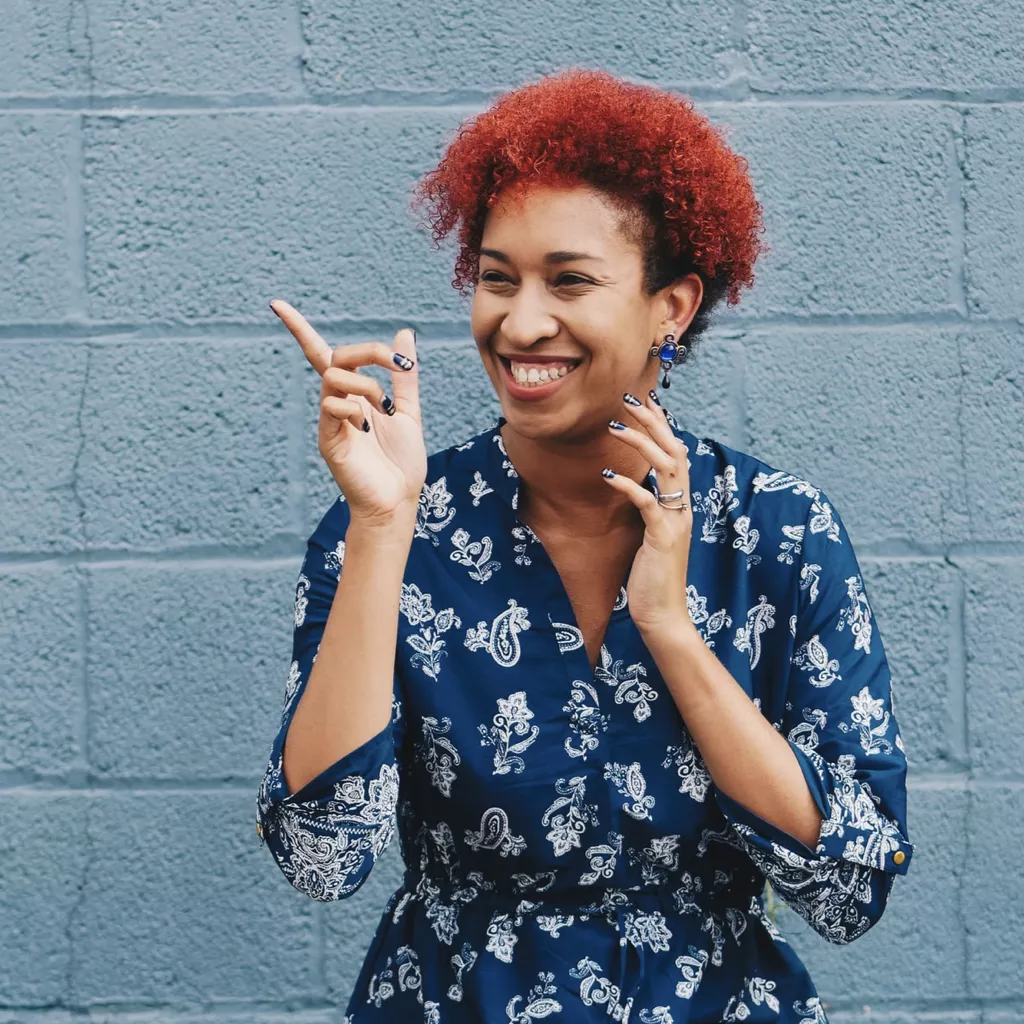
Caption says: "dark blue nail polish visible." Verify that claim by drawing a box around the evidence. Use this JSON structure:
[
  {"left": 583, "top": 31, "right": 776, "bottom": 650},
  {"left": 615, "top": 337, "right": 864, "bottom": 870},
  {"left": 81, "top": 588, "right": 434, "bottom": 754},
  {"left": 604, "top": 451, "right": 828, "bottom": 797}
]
[
  {"left": 362, "top": 418, "right": 371, "bottom": 432},
  {"left": 608, "top": 419, "right": 626, "bottom": 431},
  {"left": 393, "top": 353, "right": 415, "bottom": 371},
  {"left": 622, "top": 393, "right": 642, "bottom": 407},
  {"left": 648, "top": 389, "right": 662, "bottom": 406},
  {"left": 602, "top": 468, "right": 616, "bottom": 478},
  {"left": 381, "top": 394, "right": 396, "bottom": 416}
]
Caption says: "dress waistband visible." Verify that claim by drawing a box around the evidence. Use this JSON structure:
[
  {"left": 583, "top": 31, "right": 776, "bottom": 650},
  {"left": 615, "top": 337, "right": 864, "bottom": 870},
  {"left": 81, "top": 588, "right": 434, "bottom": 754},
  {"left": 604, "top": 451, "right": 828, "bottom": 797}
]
[{"left": 400, "top": 867, "right": 762, "bottom": 917}]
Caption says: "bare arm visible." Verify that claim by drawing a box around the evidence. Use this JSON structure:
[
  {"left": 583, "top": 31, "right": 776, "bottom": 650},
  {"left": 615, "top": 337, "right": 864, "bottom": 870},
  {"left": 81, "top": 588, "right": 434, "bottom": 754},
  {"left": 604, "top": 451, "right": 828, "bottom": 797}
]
[{"left": 282, "top": 516, "right": 415, "bottom": 795}]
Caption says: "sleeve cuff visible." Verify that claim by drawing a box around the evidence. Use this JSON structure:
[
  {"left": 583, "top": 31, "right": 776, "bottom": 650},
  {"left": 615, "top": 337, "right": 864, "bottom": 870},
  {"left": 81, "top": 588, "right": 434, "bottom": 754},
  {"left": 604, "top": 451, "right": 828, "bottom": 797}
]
[
  {"left": 712, "top": 740, "right": 914, "bottom": 876},
  {"left": 793, "top": 742, "right": 915, "bottom": 875}
]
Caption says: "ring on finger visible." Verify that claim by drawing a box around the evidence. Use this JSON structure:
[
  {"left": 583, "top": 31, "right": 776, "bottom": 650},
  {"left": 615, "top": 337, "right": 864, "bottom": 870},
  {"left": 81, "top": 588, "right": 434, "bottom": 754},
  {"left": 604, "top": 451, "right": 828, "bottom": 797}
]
[{"left": 656, "top": 494, "right": 690, "bottom": 510}]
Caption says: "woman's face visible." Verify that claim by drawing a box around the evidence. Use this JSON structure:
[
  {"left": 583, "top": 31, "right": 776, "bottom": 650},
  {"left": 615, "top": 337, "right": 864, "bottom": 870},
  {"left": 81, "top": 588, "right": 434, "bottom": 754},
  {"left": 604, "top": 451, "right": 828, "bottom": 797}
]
[{"left": 470, "top": 183, "right": 701, "bottom": 444}]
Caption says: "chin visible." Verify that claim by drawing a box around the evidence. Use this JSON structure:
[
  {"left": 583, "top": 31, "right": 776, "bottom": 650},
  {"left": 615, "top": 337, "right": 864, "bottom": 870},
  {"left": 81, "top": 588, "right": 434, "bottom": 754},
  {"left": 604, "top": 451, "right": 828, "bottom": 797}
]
[{"left": 500, "top": 402, "right": 599, "bottom": 445}]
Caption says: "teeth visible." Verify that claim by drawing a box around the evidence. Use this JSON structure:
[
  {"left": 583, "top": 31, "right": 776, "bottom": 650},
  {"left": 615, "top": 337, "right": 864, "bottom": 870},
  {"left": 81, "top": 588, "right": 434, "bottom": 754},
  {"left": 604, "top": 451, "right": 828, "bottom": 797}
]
[{"left": 509, "top": 361, "right": 577, "bottom": 387}]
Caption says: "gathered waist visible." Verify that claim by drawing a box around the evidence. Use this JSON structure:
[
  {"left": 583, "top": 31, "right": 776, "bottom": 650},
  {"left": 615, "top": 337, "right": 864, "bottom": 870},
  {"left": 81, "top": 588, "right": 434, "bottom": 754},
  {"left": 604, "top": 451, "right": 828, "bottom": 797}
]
[{"left": 399, "top": 867, "right": 763, "bottom": 920}]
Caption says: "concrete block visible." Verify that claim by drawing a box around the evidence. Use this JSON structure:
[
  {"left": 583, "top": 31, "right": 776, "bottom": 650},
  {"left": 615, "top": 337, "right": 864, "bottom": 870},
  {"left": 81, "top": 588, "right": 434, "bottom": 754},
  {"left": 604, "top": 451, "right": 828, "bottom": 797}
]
[
  {"left": 71, "top": 792, "right": 320, "bottom": 1003},
  {"left": 781, "top": 786, "right": 967, "bottom": 1002},
  {"left": 964, "top": 559, "right": 1024, "bottom": 778},
  {"left": 0, "top": 342, "right": 87, "bottom": 553},
  {"left": 86, "top": 562, "right": 296, "bottom": 778},
  {"left": 86, "top": 0, "right": 299, "bottom": 96},
  {"left": 0, "top": 115, "right": 75, "bottom": 323},
  {"left": 705, "top": 102, "right": 957, "bottom": 319},
  {"left": 77, "top": 339, "right": 292, "bottom": 550},
  {"left": 83, "top": 110, "right": 467, "bottom": 324},
  {"left": 964, "top": 787, "right": 1024, "bottom": 998},
  {"left": 0, "top": 0, "right": 87, "bottom": 95},
  {"left": 301, "top": 0, "right": 733, "bottom": 93},
  {"left": 0, "top": 795, "right": 88, "bottom": 1006},
  {"left": 748, "top": 1, "right": 1024, "bottom": 93},
  {"left": 0, "top": 569, "right": 81, "bottom": 774},
  {"left": 961, "top": 327, "right": 1024, "bottom": 540},
  {"left": 860, "top": 559, "right": 961, "bottom": 772},
  {"left": 745, "top": 327, "right": 969, "bottom": 545},
  {"left": 964, "top": 107, "right": 1024, "bottom": 319}
]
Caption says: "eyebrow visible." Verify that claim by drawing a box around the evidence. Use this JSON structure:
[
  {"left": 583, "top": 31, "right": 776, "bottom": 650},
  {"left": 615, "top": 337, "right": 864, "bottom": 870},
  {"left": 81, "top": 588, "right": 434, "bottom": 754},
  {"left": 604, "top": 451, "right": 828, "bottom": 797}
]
[{"left": 479, "top": 248, "right": 604, "bottom": 265}]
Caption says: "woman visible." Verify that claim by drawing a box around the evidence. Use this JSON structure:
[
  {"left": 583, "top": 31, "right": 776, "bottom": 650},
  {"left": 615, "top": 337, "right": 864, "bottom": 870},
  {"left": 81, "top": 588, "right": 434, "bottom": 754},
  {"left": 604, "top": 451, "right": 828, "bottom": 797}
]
[{"left": 257, "top": 69, "right": 913, "bottom": 1023}]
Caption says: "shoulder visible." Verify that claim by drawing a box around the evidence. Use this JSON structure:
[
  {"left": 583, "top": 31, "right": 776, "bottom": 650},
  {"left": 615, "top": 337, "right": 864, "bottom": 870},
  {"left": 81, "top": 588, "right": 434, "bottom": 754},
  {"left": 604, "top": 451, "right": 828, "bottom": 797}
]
[{"left": 685, "top": 430, "right": 841, "bottom": 539}]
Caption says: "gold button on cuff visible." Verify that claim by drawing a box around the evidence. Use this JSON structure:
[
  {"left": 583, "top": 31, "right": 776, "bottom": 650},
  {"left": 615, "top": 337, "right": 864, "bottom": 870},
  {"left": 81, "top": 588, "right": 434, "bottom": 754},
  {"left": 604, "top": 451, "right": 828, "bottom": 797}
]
[
  {"left": 893, "top": 850, "right": 905, "bottom": 865},
  {"left": 256, "top": 823, "right": 263, "bottom": 838}
]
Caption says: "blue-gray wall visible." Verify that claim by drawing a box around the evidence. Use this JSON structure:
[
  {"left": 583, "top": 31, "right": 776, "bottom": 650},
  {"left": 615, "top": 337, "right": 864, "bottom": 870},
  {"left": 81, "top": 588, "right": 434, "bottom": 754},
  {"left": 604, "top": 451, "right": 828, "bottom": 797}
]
[{"left": 1, "top": 2, "right": 1022, "bottom": 1020}]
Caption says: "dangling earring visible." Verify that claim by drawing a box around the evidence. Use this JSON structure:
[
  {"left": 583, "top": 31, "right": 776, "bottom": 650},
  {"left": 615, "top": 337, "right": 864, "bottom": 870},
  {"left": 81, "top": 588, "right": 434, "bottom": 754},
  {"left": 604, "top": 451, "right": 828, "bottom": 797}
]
[{"left": 649, "top": 332, "right": 684, "bottom": 389}]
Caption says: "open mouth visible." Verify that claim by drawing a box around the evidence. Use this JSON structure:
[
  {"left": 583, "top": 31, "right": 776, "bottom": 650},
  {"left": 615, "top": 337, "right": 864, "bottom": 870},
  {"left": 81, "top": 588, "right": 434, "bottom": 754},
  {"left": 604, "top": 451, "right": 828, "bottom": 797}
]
[{"left": 497, "top": 356, "right": 582, "bottom": 399}]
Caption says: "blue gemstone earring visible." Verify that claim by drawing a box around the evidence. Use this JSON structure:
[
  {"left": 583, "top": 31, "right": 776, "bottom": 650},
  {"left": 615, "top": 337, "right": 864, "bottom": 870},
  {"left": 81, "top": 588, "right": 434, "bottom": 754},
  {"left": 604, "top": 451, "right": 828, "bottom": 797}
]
[{"left": 649, "top": 332, "right": 683, "bottom": 389}]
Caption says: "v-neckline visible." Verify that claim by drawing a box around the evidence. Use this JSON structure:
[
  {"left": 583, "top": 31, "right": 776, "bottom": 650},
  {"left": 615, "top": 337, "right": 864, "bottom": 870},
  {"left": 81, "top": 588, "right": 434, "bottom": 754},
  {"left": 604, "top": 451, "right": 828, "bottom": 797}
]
[{"left": 487, "top": 418, "right": 651, "bottom": 680}]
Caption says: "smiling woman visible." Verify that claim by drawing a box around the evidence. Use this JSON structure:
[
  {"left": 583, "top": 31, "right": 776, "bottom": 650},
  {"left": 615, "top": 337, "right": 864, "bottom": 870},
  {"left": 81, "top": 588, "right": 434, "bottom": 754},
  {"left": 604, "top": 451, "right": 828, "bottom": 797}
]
[{"left": 258, "top": 68, "right": 913, "bottom": 1024}]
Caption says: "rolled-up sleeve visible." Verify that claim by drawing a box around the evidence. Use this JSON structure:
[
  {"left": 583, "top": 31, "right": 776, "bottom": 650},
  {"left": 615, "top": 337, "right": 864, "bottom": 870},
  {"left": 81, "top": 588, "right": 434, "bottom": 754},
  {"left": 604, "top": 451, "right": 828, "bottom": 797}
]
[
  {"left": 255, "top": 497, "right": 403, "bottom": 902},
  {"left": 715, "top": 487, "right": 914, "bottom": 944}
]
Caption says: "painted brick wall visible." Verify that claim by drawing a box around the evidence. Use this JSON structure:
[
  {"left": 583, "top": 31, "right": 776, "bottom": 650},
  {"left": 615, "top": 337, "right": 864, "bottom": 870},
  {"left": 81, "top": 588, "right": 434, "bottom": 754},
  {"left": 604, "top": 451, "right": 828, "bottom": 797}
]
[{"left": 1, "top": 1, "right": 1021, "bottom": 1020}]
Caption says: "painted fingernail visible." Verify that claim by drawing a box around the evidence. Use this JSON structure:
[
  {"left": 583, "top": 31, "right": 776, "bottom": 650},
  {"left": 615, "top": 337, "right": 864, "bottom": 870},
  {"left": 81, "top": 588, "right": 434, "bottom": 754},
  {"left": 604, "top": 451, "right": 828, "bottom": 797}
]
[
  {"left": 622, "top": 393, "right": 642, "bottom": 407},
  {"left": 381, "top": 394, "right": 396, "bottom": 416},
  {"left": 269, "top": 301, "right": 281, "bottom": 318},
  {"left": 393, "top": 353, "right": 415, "bottom": 371},
  {"left": 602, "top": 468, "right": 616, "bottom": 478},
  {"left": 648, "top": 389, "right": 662, "bottom": 405},
  {"left": 608, "top": 419, "right": 626, "bottom": 431},
  {"left": 362, "top": 418, "right": 371, "bottom": 432}
]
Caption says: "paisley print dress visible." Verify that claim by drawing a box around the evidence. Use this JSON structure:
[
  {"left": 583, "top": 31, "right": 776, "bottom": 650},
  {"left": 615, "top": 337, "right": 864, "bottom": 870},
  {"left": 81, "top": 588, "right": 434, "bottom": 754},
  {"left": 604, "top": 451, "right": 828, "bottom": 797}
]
[{"left": 257, "top": 414, "right": 914, "bottom": 1023}]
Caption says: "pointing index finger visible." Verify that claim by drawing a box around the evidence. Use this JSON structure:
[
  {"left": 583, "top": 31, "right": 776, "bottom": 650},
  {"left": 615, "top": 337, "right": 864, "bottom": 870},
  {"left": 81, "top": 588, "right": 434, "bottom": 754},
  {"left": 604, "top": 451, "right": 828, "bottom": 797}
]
[{"left": 269, "top": 299, "right": 333, "bottom": 376}]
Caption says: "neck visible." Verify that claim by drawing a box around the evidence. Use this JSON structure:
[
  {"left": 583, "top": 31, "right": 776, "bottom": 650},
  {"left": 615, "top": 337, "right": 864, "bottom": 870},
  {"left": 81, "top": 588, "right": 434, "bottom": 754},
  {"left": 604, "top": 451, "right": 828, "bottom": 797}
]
[{"left": 500, "top": 420, "right": 650, "bottom": 536}]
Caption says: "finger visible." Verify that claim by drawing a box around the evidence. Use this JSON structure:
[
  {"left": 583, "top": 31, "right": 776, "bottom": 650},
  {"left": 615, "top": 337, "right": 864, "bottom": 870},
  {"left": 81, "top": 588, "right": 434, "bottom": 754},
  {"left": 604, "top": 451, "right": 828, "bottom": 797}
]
[
  {"left": 270, "top": 299, "right": 333, "bottom": 376},
  {"left": 323, "top": 366, "right": 395, "bottom": 417},
  {"left": 600, "top": 468, "right": 664, "bottom": 528},
  {"left": 330, "top": 339, "right": 416, "bottom": 377},
  {"left": 321, "top": 395, "right": 369, "bottom": 433},
  {"left": 389, "top": 327, "right": 421, "bottom": 421},
  {"left": 623, "top": 391, "right": 680, "bottom": 454},
  {"left": 607, "top": 419, "right": 677, "bottom": 475}
]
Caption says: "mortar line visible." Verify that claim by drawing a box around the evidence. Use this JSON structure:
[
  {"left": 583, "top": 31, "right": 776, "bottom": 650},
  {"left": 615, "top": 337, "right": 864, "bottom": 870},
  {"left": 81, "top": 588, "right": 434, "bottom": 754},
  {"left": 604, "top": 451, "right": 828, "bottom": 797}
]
[
  {"left": 4, "top": 90, "right": 1024, "bottom": 114},
  {"left": 1, "top": 312, "right": 1022, "bottom": 346}
]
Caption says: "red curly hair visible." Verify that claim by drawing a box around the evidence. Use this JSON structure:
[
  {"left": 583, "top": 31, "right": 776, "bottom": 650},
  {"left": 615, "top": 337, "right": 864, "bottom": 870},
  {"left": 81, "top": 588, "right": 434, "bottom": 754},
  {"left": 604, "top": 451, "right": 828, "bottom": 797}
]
[{"left": 413, "top": 68, "right": 768, "bottom": 353}]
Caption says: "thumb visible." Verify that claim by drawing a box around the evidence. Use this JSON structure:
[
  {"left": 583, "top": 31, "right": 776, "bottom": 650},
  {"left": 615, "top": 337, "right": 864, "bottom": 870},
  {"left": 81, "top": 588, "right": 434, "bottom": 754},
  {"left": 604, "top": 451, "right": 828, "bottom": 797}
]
[{"left": 390, "top": 327, "right": 421, "bottom": 422}]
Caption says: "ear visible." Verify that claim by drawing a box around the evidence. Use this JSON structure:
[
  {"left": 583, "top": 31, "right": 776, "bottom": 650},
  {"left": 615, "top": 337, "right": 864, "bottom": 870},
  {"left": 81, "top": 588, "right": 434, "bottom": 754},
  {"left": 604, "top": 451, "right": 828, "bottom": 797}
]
[{"left": 660, "top": 273, "right": 703, "bottom": 337}]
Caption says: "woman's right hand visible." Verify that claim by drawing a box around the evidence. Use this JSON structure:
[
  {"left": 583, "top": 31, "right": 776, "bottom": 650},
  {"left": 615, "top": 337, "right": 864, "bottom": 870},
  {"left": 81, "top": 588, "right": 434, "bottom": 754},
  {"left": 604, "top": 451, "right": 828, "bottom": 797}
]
[{"left": 269, "top": 299, "right": 427, "bottom": 531}]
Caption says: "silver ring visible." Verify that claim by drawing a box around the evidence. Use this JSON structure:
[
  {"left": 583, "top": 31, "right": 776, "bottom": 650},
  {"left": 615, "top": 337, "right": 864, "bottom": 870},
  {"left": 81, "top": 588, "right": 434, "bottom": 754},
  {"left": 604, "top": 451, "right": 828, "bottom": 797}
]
[
  {"left": 657, "top": 496, "right": 690, "bottom": 510},
  {"left": 655, "top": 488, "right": 686, "bottom": 502}
]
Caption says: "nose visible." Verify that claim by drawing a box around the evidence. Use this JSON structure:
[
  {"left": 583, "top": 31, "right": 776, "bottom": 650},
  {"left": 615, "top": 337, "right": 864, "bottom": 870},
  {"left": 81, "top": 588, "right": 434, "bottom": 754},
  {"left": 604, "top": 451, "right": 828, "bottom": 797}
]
[{"left": 499, "top": 281, "right": 560, "bottom": 348}]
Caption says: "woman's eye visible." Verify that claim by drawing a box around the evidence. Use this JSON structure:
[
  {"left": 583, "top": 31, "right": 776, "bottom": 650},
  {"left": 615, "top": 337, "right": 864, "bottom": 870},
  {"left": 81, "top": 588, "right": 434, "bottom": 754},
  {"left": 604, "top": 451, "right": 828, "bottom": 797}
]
[
  {"left": 480, "top": 271, "right": 509, "bottom": 284},
  {"left": 556, "top": 274, "right": 591, "bottom": 287}
]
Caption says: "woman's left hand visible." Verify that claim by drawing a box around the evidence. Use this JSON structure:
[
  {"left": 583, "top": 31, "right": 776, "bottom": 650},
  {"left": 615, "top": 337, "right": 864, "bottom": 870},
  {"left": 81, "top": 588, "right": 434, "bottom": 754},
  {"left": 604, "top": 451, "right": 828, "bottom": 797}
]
[{"left": 603, "top": 391, "right": 696, "bottom": 641}]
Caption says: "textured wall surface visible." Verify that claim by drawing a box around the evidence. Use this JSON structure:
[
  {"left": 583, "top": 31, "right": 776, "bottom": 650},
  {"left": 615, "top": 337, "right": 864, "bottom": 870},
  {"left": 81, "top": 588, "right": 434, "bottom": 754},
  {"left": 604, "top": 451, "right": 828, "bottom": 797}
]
[{"left": 1, "top": 1, "right": 1022, "bottom": 1020}]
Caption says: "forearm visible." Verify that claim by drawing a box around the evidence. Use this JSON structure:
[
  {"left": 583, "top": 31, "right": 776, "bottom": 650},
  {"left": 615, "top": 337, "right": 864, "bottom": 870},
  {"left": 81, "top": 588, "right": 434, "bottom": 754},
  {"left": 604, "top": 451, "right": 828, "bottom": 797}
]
[
  {"left": 644, "top": 624, "right": 823, "bottom": 850},
  {"left": 282, "top": 514, "right": 415, "bottom": 795}
]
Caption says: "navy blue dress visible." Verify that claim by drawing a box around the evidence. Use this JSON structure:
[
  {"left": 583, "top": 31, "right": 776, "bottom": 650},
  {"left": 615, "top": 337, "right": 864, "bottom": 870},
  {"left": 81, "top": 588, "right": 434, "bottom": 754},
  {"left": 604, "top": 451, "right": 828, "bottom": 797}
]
[{"left": 257, "top": 414, "right": 914, "bottom": 1023}]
